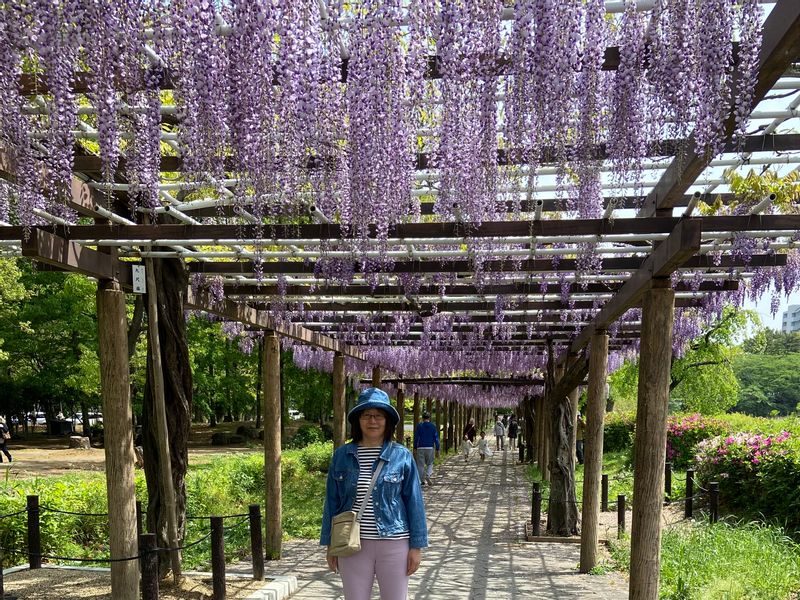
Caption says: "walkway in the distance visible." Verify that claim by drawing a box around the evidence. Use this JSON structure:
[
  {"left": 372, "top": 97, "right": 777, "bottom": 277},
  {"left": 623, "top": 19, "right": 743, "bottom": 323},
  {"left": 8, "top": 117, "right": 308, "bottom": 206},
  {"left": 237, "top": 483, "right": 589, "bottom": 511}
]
[{"left": 234, "top": 447, "right": 628, "bottom": 599}]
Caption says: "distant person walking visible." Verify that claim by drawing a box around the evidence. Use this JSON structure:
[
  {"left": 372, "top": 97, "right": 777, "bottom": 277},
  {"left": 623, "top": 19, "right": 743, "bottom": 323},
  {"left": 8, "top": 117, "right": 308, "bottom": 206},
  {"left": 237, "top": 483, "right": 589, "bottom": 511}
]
[
  {"left": 576, "top": 414, "right": 586, "bottom": 465},
  {"left": 462, "top": 418, "right": 477, "bottom": 443},
  {"left": 414, "top": 411, "right": 440, "bottom": 486},
  {"left": 0, "top": 417, "right": 12, "bottom": 462},
  {"left": 507, "top": 416, "right": 519, "bottom": 451},
  {"left": 493, "top": 417, "right": 506, "bottom": 451}
]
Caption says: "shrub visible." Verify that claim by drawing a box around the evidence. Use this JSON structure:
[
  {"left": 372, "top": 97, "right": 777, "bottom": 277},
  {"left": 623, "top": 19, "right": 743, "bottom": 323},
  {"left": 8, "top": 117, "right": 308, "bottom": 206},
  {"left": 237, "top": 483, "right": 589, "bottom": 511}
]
[
  {"left": 298, "top": 442, "right": 333, "bottom": 473},
  {"left": 695, "top": 431, "right": 799, "bottom": 532},
  {"left": 289, "top": 424, "right": 324, "bottom": 448},
  {"left": 604, "top": 412, "right": 635, "bottom": 453},
  {"left": 666, "top": 413, "right": 730, "bottom": 468}
]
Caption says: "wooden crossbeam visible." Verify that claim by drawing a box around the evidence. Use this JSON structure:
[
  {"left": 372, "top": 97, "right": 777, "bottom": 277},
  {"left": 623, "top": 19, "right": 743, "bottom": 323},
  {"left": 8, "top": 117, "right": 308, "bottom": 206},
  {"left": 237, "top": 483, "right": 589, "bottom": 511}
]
[
  {"left": 639, "top": 0, "right": 800, "bottom": 218},
  {"left": 569, "top": 219, "right": 702, "bottom": 354},
  {"left": 190, "top": 252, "right": 785, "bottom": 275},
  {"left": 70, "top": 134, "right": 800, "bottom": 174},
  {"left": 224, "top": 280, "right": 739, "bottom": 298},
  {"left": 48, "top": 214, "right": 800, "bottom": 242},
  {"left": 185, "top": 289, "right": 367, "bottom": 361},
  {"left": 21, "top": 228, "right": 133, "bottom": 288}
]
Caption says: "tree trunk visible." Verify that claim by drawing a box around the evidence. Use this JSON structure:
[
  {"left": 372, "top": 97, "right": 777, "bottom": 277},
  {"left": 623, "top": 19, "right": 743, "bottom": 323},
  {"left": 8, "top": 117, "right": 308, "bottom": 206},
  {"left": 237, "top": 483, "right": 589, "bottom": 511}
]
[
  {"left": 523, "top": 395, "right": 535, "bottom": 462},
  {"left": 547, "top": 394, "right": 580, "bottom": 536},
  {"left": 142, "top": 258, "right": 192, "bottom": 577}
]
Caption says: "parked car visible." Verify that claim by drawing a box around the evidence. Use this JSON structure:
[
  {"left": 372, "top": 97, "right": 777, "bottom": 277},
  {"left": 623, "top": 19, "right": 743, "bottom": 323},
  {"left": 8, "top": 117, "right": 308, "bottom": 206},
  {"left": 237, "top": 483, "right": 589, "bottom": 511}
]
[{"left": 288, "top": 409, "right": 304, "bottom": 421}]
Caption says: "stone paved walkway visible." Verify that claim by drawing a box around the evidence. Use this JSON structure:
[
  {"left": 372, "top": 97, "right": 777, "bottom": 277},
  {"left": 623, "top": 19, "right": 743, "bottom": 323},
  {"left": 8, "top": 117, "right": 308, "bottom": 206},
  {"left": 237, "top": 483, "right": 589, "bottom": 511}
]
[{"left": 233, "top": 448, "right": 628, "bottom": 599}]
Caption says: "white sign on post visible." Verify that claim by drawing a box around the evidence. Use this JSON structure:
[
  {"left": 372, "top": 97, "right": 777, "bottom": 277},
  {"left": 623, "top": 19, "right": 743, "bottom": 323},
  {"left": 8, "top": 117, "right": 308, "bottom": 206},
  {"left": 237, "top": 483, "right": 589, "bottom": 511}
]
[{"left": 132, "top": 265, "right": 147, "bottom": 294}]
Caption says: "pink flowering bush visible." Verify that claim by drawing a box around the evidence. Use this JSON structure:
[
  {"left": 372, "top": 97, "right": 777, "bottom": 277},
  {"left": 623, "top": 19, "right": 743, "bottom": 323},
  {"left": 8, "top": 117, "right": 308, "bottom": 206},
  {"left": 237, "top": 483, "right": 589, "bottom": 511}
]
[
  {"left": 695, "top": 431, "right": 800, "bottom": 532},
  {"left": 666, "top": 414, "right": 730, "bottom": 468}
]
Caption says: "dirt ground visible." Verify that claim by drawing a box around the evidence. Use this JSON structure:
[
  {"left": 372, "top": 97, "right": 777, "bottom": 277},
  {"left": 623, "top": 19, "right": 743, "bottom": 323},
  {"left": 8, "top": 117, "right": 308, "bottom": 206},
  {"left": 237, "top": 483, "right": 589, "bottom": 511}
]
[{"left": 0, "top": 421, "right": 294, "bottom": 478}]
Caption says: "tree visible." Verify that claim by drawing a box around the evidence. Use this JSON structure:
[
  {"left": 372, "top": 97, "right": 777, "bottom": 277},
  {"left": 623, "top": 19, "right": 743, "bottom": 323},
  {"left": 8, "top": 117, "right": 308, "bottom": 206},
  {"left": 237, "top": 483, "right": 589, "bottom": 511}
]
[
  {"left": 742, "top": 329, "right": 800, "bottom": 355},
  {"left": 732, "top": 353, "right": 800, "bottom": 415},
  {"left": 609, "top": 307, "right": 758, "bottom": 415}
]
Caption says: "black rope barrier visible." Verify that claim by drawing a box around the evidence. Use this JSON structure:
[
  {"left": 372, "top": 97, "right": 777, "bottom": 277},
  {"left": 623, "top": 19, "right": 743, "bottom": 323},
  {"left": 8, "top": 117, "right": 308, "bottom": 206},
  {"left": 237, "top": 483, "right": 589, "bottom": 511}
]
[
  {"left": 40, "top": 505, "right": 109, "bottom": 518},
  {"left": 0, "top": 509, "right": 27, "bottom": 520}
]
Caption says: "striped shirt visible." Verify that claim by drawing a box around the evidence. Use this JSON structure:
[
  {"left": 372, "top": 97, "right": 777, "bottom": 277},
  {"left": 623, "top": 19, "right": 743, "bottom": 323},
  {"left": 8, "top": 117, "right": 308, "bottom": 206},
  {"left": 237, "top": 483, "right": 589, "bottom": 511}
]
[{"left": 353, "top": 446, "right": 409, "bottom": 540}]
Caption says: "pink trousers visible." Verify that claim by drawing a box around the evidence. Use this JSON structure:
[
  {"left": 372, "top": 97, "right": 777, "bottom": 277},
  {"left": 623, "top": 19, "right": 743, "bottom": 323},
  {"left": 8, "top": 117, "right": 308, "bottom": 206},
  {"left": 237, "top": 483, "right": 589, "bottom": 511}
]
[{"left": 338, "top": 538, "right": 410, "bottom": 600}]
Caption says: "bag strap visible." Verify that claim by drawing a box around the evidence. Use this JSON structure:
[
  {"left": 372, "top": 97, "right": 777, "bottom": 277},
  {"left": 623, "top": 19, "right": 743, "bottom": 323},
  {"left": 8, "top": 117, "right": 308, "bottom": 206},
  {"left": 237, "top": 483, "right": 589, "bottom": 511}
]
[{"left": 355, "top": 458, "right": 385, "bottom": 522}]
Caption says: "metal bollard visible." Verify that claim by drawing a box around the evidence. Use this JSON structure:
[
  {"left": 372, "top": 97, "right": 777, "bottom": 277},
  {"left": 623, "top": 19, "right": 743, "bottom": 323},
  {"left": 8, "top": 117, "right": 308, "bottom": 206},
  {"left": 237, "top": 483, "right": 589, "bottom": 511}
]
[
  {"left": 249, "top": 505, "right": 265, "bottom": 581},
  {"left": 140, "top": 533, "right": 159, "bottom": 600},
  {"left": 531, "top": 482, "right": 542, "bottom": 537},
  {"left": 709, "top": 482, "right": 719, "bottom": 524},
  {"left": 27, "top": 495, "right": 41, "bottom": 569},
  {"left": 664, "top": 462, "right": 673, "bottom": 504},
  {"left": 601, "top": 474, "right": 609, "bottom": 512},
  {"left": 211, "top": 517, "right": 226, "bottom": 600},
  {"left": 685, "top": 469, "right": 694, "bottom": 519},
  {"left": 617, "top": 494, "right": 626, "bottom": 538}
]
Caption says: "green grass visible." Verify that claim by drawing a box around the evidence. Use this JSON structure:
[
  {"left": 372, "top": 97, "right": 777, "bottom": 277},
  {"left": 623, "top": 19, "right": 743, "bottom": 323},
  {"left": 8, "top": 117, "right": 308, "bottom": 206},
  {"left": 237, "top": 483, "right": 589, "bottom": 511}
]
[
  {"left": 0, "top": 444, "right": 331, "bottom": 569},
  {"left": 609, "top": 520, "right": 800, "bottom": 599}
]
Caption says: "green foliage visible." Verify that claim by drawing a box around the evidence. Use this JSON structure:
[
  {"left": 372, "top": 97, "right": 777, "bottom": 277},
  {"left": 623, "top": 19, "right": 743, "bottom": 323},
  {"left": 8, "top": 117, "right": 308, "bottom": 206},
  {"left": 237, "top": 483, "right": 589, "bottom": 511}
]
[
  {"left": 288, "top": 424, "right": 325, "bottom": 449},
  {"left": 661, "top": 521, "right": 800, "bottom": 599},
  {"left": 0, "top": 447, "right": 332, "bottom": 568},
  {"left": 732, "top": 353, "right": 800, "bottom": 416},
  {"left": 282, "top": 351, "right": 334, "bottom": 424},
  {"left": 742, "top": 329, "right": 800, "bottom": 355},
  {"left": 695, "top": 430, "right": 800, "bottom": 533},
  {"left": 604, "top": 412, "right": 636, "bottom": 453},
  {"left": 610, "top": 521, "right": 800, "bottom": 599},
  {"left": 666, "top": 414, "right": 730, "bottom": 468}
]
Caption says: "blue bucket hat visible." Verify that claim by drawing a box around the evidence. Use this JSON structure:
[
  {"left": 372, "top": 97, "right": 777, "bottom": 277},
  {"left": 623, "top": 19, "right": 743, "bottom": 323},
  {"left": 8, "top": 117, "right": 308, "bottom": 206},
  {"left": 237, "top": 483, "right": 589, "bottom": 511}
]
[{"left": 348, "top": 387, "right": 400, "bottom": 427}]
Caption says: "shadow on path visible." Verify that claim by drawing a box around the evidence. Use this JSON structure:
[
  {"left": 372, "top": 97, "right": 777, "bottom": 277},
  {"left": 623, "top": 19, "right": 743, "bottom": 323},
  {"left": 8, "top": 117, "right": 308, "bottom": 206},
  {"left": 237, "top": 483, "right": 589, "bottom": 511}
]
[{"left": 232, "top": 448, "right": 628, "bottom": 599}]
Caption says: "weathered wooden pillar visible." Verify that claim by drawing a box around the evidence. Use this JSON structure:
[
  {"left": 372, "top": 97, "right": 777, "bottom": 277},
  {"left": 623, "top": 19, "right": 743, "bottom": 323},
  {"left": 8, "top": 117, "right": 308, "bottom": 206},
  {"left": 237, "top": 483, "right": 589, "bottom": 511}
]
[
  {"left": 580, "top": 332, "right": 609, "bottom": 573},
  {"left": 447, "top": 402, "right": 455, "bottom": 453},
  {"left": 144, "top": 259, "right": 181, "bottom": 581},
  {"left": 332, "top": 352, "right": 346, "bottom": 448},
  {"left": 435, "top": 399, "right": 442, "bottom": 454},
  {"left": 371, "top": 365, "right": 382, "bottom": 388},
  {"left": 263, "top": 331, "right": 282, "bottom": 559},
  {"left": 567, "top": 353, "right": 581, "bottom": 464},
  {"left": 395, "top": 386, "right": 406, "bottom": 443},
  {"left": 96, "top": 280, "right": 139, "bottom": 600},
  {"left": 412, "top": 392, "right": 421, "bottom": 446},
  {"left": 629, "top": 283, "right": 675, "bottom": 600},
  {"left": 425, "top": 396, "right": 432, "bottom": 416}
]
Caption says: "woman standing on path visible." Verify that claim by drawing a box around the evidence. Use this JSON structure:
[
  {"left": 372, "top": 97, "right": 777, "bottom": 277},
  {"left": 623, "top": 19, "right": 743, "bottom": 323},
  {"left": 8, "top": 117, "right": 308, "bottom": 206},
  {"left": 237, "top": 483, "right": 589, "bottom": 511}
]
[
  {"left": 462, "top": 418, "right": 477, "bottom": 443},
  {"left": 0, "top": 417, "right": 12, "bottom": 462},
  {"left": 321, "top": 388, "right": 428, "bottom": 600}
]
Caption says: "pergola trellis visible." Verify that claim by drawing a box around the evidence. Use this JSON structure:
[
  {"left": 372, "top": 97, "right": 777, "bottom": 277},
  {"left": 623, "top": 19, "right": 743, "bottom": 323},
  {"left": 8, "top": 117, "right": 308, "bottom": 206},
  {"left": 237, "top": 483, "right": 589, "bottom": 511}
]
[{"left": 1, "top": 1, "right": 799, "bottom": 598}]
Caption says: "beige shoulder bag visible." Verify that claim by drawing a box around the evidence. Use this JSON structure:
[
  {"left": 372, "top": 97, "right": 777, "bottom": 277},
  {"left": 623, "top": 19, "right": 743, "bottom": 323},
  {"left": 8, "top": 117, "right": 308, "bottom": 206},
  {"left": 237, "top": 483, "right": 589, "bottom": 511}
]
[{"left": 328, "top": 459, "right": 385, "bottom": 557}]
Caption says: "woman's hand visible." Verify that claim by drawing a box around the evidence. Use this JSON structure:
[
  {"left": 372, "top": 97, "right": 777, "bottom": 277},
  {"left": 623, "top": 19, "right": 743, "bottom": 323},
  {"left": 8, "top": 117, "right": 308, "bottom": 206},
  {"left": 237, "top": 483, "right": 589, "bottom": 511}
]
[
  {"left": 406, "top": 547, "right": 422, "bottom": 576},
  {"left": 326, "top": 549, "right": 338, "bottom": 573}
]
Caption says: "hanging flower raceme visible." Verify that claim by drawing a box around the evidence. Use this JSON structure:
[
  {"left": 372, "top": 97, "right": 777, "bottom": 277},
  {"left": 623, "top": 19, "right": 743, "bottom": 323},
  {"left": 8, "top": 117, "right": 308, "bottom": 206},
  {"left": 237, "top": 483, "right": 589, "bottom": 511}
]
[{"left": 733, "top": 0, "right": 763, "bottom": 147}]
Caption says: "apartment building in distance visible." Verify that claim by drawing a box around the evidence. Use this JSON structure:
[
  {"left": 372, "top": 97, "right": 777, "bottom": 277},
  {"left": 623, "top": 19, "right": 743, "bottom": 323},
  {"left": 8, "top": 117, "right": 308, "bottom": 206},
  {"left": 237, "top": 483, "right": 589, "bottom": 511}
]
[{"left": 782, "top": 305, "right": 800, "bottom": 333}]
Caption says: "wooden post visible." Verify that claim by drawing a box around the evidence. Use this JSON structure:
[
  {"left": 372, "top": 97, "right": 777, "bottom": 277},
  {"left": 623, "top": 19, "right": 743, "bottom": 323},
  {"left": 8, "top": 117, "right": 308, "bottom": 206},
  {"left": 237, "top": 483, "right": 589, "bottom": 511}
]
[
  {"left": 580, "top": 332, "right": 609, "bottom": 573},
  {"left": 567, "top": 352, "right": 581, "bottom": 464},
  {"left": 448, "top": 402, "right": 455, "bottom": 453},
  {"left": 601, "top": 475, "right": 609, "bottom": 512},
  {"left": 332, "top": 353, "right": 346, "bottom": 449},
  {"left": 144, "top": 258, "right": 182, "bottom": 581},
  {"left": 709, "top": 482, "right": 719, "bottom": 524},
  {"left": 685, "top": 469, "right": 694, "bottom": 519},
  {"left": 664, "top": 462, "right": 672, "bottom": 504},
  {"left": 531, "top": 482, "right": 542, "bottom": 537},
  {"left": 97, "top": 280, "right": 139, "bottom": 599},
  {"left": 140, "top": 533, "right": 159, "bottom": 600},
  {"left": 211, "top": 516, "right": 226, "bottom": 600},
  {"left": 27, "top": 495, "right": 41, "bottom": 569},
  {"left": 136, "top": 500, "right": 143, "bottom": 537},
  {"left": 395, "top": 386, "right": 406, "bottom": 444},
  {"left": 263, "top": 332, "right": 282, "bottom": 559},
  {"left": 412, "top": 392, "right": 421, "bottom": 446},
  {"left": 425, "top": 396, "right": 432, "bottom": 417},
  {"left": 249, "top": 504, "right": 264, "bottom": 581},
  {"left": 371, "top": 365, "right": 381, "bottom": 388},
  {"left": 617, "top": 495, "right": 626, "bottom": 537},
  {"left": 629, "top": 284, "right": 675, "bottom": 600}
]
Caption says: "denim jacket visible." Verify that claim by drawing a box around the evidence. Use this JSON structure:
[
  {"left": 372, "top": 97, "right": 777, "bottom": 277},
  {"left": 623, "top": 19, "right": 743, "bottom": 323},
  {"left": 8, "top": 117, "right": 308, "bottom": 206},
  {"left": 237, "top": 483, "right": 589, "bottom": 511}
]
[{"left": 320, "top": 440, "right": 428, "bottom": 549}]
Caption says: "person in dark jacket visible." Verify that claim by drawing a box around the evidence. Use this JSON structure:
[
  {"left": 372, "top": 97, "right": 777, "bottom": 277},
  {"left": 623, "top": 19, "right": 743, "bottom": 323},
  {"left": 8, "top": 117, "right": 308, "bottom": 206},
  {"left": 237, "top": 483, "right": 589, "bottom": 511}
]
[
  {"left": 507, "top": 416, "right": 519, "bottom": 451},
  {"left": 414, "top": 412, "right": 440, "bottom": 486},
  {"left": 462, "top": 418, "right": 477, "bottom": 443},
  {"left": 0, "top": 417, "right": 12, "bottom": 462}
]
